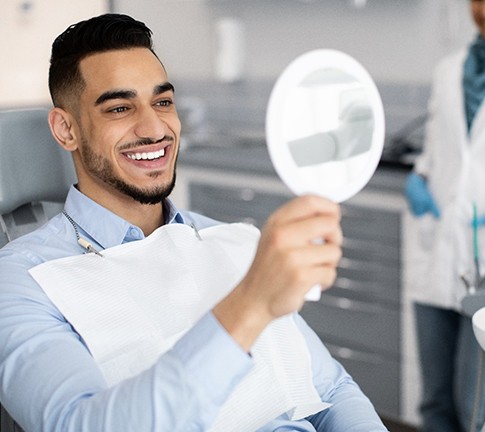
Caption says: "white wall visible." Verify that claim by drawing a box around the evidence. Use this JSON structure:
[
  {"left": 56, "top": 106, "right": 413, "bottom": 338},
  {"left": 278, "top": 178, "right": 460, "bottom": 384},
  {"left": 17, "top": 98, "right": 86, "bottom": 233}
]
[
  {"left": 0, "top": 0, "right": 108, "bottom": 108},
  {"left": 0, "top": 0, "right": 476, "bottom": 108},
  {"left": 113, "top": 0, "right": 475, "bottom": 85}
]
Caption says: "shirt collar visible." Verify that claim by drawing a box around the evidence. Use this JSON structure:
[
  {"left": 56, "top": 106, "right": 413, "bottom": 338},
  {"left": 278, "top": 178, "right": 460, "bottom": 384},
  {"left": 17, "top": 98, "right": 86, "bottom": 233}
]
[
  {"left": 63, "top": 186, "right": 186, "bottom": 249},
  {"left": 163, "top": 197, "right": 186, "bottom": 225}
]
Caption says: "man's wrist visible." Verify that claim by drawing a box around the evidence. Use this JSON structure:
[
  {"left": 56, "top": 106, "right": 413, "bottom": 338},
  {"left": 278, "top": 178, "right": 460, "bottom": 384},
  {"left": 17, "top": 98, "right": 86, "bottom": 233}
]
[{"left": 213, "top": 285, "right": 272, "bottom": 353}]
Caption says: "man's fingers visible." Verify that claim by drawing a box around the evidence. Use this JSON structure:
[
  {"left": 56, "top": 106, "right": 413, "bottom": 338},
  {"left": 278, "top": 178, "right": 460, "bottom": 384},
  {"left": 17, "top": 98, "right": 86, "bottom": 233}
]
[
  {"left": 282, "top": 215, "right": 343, "bottom": 247},
  {"left": 268, "top": 195, "right": 341, "bottom": 227},
  {"left": 282, "top": 243, "right": 342, "bottom": 275}
]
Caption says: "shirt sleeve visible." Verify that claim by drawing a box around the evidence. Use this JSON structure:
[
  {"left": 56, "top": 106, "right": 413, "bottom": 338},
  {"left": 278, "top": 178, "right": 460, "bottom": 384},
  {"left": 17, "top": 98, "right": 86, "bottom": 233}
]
[
  {"left": 295, "top": 313, "right": 389, "bottom": 432},
  {"left": 0, "top": 250, "right": 252, "bottom": 432}
]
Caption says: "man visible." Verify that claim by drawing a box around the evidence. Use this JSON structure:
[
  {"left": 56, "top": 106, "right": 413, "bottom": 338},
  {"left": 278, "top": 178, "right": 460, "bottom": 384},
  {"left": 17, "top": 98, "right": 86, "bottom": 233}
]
[{"left": 0, "top": 13, "right": 387, "bottom": 431}]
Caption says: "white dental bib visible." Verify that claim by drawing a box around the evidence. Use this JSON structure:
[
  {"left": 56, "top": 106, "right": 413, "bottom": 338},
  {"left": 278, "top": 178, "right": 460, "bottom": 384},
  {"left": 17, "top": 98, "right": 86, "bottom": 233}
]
[{"left": 29, "top": 222, "right": 329, "bottom": 430}]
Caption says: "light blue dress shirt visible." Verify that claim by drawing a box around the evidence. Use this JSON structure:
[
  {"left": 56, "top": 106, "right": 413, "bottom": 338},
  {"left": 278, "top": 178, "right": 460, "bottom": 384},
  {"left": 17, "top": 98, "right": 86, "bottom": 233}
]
[{"left": 0, "top": 186, "right": 387, "bottom": 431}]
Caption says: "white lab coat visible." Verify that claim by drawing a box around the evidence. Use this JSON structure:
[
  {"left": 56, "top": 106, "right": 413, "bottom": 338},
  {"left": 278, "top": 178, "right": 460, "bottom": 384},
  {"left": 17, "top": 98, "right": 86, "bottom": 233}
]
[{"left": 408, "top": 48, "right": 485, "bottom": 311}]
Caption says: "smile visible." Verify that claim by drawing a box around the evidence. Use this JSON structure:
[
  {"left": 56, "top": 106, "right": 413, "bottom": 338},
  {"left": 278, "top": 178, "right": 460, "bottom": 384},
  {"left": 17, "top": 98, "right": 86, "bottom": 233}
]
[{"left": 126, "top": 148, "right": 166, "bottom": 161}]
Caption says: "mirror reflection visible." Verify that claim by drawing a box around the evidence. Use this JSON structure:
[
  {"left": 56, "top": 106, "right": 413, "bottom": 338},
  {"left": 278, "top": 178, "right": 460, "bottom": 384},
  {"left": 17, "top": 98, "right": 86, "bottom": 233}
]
[
  {"left": 286, "top": 68, "right": 374, "bottom": 169},
  {"left": 266, "top": 49, "right": 385, "bottom": 203}
]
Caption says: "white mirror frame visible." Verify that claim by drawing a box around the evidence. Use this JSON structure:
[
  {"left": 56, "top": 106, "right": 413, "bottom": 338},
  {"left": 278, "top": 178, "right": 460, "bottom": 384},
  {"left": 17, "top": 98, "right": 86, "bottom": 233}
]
[{"left": 266, "top": 49, "right": 385, "bottom": 203}]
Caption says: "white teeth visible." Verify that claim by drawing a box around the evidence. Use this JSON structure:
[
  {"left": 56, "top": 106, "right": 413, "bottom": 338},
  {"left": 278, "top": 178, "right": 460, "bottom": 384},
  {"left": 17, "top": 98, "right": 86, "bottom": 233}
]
[{"left": 127, "top": 148, "right": 165, "bottom": 161}]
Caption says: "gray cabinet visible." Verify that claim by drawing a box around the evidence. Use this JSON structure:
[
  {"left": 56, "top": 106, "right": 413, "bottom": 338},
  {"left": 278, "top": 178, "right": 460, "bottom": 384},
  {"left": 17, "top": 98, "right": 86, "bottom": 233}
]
[
  {"left": 190, "top": 182, "right": 288, "bottom": 227},
  {"left": 175, "top": 145, "right": 409, "bottom": 420},
  {"left": 301, "top": 203, "right": 401, "bottom": 418}
]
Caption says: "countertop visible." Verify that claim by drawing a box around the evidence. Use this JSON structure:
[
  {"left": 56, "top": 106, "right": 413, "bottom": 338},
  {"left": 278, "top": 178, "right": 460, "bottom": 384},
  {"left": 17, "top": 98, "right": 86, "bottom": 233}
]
[{"left": 178, "top": 140, "right": 411, "bottom": 196}]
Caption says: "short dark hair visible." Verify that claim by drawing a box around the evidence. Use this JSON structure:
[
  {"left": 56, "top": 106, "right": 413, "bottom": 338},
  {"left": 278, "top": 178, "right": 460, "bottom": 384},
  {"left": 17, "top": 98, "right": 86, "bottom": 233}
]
[{"left": 49, "top": 13, "right": 157, "bottom": 108}]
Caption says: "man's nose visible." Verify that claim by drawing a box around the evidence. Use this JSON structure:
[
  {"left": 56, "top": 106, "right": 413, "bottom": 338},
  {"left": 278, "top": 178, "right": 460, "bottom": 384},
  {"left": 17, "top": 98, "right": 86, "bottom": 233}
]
[{"left": 134, "top": 107, "right": 168, "bottom": 141}]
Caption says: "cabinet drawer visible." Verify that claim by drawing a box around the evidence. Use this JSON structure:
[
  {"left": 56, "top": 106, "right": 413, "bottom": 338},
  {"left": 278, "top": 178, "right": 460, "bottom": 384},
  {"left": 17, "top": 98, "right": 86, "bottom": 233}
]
[
  {"left": 341, "top": 204, "right": 400, "bottom": 242},
  {"left": 331, "top": 274, "right": 399, "bottom": 305},
  {"left": 301, "top": 296, "right": 399, "bottom": 356},
  {"left": 343, "top": 236, "right": 400, "bottom": 265},
  {"left": 189, "top": 183, "right": 288, "bottom": 227},
  {"left": 326, "top": 342, "right": 400, "bottom": 418},
  {"left": 338, "top": 256, "right": 400, "bottom": 293}
]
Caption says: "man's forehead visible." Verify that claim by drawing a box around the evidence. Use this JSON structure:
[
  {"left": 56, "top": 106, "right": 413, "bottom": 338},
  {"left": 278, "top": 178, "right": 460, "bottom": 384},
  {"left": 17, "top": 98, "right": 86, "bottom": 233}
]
[{"left": 79, "top": 48, "right": 167, "bottom": 93}]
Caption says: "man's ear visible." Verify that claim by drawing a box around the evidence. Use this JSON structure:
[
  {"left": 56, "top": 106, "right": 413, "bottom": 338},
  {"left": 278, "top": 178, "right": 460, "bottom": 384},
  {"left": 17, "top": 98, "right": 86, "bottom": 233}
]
[{"left": 48, "top": 108, "right": 78, "bottom": 152}]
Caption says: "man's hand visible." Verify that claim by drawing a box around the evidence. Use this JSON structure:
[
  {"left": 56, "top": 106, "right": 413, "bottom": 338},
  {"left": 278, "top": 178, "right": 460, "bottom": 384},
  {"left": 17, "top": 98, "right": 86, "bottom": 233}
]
[{"left": 213, "top": 195, "right": 342, "bottom": 351}]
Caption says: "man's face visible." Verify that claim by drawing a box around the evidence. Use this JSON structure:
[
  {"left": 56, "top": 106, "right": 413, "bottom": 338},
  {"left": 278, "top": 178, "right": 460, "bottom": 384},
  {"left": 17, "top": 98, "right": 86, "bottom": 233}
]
[
  {"left": 472, "top": 0, "right": 485, "bottom": 39},
  {"left": 72, "top": 47, "right": 181, "bottom": 205}
]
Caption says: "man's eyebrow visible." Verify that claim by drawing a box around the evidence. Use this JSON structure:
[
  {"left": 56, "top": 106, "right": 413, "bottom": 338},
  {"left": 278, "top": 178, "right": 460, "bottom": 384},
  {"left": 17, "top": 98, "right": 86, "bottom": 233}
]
[
  {"left": 94, "top": 83, "right": 174, "bottom": 106},
  {"left": 154, "top": 82, "right": 175, "bottom": 96},
  {"left": 95, "top": 89, "right": 137, "bottom": 106}
]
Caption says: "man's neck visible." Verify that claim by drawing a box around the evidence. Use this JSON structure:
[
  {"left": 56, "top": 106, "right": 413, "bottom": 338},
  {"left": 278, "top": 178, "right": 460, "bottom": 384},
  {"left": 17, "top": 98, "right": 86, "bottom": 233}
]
[
  {"left": 77, "top": 184, "right": 165, "bottom": 237},
  {"left": 124, "top": 202, "right": 164, "bottom": 237}
]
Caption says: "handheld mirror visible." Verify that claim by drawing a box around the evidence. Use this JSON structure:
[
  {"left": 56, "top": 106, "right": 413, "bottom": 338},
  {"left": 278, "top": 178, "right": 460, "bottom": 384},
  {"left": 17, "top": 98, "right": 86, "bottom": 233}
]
[{"left": 265, "top": 49, "right": 385, "bottom": 300}]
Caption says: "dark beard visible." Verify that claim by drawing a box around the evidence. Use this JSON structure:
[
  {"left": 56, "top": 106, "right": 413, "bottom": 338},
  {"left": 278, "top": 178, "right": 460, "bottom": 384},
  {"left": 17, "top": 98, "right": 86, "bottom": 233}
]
[
  {"left": 80, "top": 138, "right": 177, "bottom": 205},
  {"left": 110, "top": 170, "right": 176, "bottom": 205}
]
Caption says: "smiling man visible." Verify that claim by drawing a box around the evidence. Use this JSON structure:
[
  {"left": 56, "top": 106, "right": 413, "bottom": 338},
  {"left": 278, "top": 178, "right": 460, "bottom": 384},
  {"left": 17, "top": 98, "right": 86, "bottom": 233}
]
[
  {"left": 49, "top": 43, "right": 180, "bottom": 234},
  {"left": 0, "top": 14, "right": 387, "bottom": 432}
]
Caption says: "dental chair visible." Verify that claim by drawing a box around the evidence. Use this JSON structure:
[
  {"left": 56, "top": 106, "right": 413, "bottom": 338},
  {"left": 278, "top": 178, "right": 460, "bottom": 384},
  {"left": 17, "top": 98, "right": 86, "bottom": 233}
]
[
  {"left": 0, "top": 108, "right": 77, "bottom": 432},
  {"left": 0, "top": 108, "right": 76, "bottom": 246}
]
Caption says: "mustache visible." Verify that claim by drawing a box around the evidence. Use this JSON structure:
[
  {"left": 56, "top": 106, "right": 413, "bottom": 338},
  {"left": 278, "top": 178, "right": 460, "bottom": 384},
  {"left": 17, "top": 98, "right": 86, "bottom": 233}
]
[{"left": 119, "top": 136, "right": 174, "bottom": 151}]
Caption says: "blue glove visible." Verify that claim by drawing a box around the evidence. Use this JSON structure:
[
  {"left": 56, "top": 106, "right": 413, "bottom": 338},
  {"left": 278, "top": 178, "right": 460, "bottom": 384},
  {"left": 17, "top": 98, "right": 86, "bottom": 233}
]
[
  {"left": 404, "top": 172, "right": 441, "bottom": 218},
  {"left": 475, "top": 215, "right": 485, "bottom": 227}
]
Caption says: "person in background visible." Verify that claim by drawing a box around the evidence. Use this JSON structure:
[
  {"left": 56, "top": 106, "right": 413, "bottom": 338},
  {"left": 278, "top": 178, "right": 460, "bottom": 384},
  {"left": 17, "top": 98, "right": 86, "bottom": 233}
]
[
  {"left": 0, "top": 13, "right": 388, "bottom": 432},
  {"left": 405, "top": 1, "right": 485, "bottom": 430}
]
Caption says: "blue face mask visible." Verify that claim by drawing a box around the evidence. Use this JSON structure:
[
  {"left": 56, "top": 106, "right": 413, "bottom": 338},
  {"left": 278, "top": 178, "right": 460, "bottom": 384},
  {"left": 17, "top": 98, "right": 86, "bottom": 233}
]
[{"left": 463, "top": 34, "right": 485, "bottom": 132}]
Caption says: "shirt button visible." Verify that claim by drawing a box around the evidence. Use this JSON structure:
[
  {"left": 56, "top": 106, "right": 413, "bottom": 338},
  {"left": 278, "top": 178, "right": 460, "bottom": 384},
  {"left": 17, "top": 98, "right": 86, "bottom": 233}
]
[{"left": 130, "top": 228, "right": 140, "bottom": 238}]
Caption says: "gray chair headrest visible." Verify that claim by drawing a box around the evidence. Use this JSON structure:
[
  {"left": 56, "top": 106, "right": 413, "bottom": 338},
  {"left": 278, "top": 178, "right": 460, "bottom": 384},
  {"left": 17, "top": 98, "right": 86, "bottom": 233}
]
[{"left": 0, "top": 108, "right": 77, "bottom": 214}]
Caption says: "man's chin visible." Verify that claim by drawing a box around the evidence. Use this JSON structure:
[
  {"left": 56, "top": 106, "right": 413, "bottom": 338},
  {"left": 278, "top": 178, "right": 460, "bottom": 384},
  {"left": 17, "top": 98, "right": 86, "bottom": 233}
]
[
  {"left": 117, "top": 177, "right": 176, "bottom": 205},
  {"left": 131, "top": 193, "right": 167, "bottom": 205}
]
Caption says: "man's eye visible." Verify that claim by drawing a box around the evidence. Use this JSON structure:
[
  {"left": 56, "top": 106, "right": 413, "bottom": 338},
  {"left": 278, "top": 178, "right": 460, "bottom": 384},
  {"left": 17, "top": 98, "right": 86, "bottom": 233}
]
[
  {"left": 156, "top": 100, "right": 173, "bottom": 107},
  {"left": 109, "top": 106, "right": 128, "bottom": 114}
]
